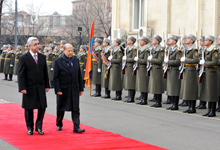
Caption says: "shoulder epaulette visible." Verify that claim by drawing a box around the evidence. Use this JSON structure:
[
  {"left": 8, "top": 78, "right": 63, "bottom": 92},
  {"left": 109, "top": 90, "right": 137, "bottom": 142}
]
[
  {"left": 214, "top": 47, "right": 217, "bottom": 50},
  {"left": 146, "top": 48, "right": 149, "bottom": 51},
  {"left": 177, "top": 48, "right": 180, "bottom": 50},
  {"left": 119, "top": 49, "right": 121, "bottom": 51},
  {"left": 160, "top": 48, "right": 164, "bottom": 50},
  {"left": 134, "top": 47, "right": 136, "bottom": 49},
  {"left": 99, "top": 48, "right": 102, "bottom": 50},
  {"left": 194, "top": 47, "right": 197, "bottom": 49}
]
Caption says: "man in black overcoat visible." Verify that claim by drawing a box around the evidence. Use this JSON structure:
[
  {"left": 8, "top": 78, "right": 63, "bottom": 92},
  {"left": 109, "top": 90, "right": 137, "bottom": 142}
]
[
  {"left": 53, "top": 43, "right": 85, "bottom": 133},
  {"left": 18, "top": 37, "right": 50, "bottom": 135}
]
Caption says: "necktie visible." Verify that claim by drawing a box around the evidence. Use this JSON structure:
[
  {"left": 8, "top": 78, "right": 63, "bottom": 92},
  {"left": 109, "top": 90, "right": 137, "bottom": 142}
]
[{"left": 34, "top": 54, "right": 37, "bottom": 64}]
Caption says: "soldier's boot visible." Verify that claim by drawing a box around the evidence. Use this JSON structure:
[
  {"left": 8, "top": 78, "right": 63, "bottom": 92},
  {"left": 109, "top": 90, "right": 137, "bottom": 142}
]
[
  {"left": 8, "top": 74, "right": 13, "bottom": 81},
  {"left": 179, "top": 100, "right": 186, "bottom": 106},
  {"left": 127, "top": 90, "right": 135, "bottom": 103},
  {"left": 137, "top": 93, "right": 148, "bottom": 105},
  {"left": 216, "top": 98, "right": 220, "bottom": 112},
  {"left": 124, "top": 90, "right": 131, "bottom": 102},
  {"left": 197, "top": 101, "right": 207, "bottom": 109},
  {"left": 183, "top": 101, "right": 191, "bottom": 113},
  {"left": 166, "top": 96, "right": 174, "bottom": 110},
  {"left": 92, "top": 84, "right": 101, "bottom": 97},
  {"left": 101, "top": 88, "right": 110, "bottom": 99},
  {"left": 115, "top": 91, "right": 122, "bottom": 100},
  {"left": 154, "top": 94, "right": 162, "bottom": 108},
  {"left": 163, "top": 96, "right": 171, "bottom": 104},
  {"left": 3, "top": 74, "right": 8, "bottom": 80},
  {"left": 149, "top": 95, "right": 156, "bottom": 102},
  {"left": 188, "top": 100, "right": 196, "bottom": 113},
  {"left": 136, "top": 93, "right": 145, "bottom": 104},
  {"left": 208, "top": 102, "right": 216, "bottom": 117},
  {"left": 171, "top": 96, "right": 179, "bottom": 110},
  {"left": 202, "top": 102, "right": 211, "bottom": 116},
  {"left": 181, "top": 100, "right": 189, "bottom": 106}
]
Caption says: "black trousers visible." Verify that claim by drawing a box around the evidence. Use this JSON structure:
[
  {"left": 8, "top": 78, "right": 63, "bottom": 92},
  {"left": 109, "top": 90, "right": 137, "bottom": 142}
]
[
  {"left": 56, "top": 110, "right": 80, "bottom": 130},
  {"left": 24, "top": 108, "right": 46, "bottom": 131}
]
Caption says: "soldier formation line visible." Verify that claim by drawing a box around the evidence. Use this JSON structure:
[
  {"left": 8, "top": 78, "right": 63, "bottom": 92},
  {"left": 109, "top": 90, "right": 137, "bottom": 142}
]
[{"left": 1, "top": 33, "right": 220, "bottom": 117}]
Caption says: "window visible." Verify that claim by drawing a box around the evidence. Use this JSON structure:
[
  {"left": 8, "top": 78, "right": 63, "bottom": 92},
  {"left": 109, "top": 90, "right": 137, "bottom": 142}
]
[{"left": 132, "top": 0, "right": 145, "bottom": 30}]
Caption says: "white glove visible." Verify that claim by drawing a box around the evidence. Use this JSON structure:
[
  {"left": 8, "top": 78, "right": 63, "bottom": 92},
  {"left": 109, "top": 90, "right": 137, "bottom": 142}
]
[
  {"left": 10, "top": 64, "right": 13, "bottom": 67},
  {"left": 122, "top": 56, "right": 127, "bottom": 61},
  {"left": 98, "top": 68, "right": 101, "bottom": 73},
  {"left": 199, "top": 60, "right": 205, "bottom": 65},
  {"left": 164, "top": 58, "right": 168, "bottom": 63},
  {"left": 51, "top": 68, "right": 53, "bottom": 71},
  {"left": 148, "top": 55, "right": 152, "bottom": 61},
  {"left": 134, "top": 56, "right": 138, "bottom": 61},
  {"left": 108, "top": 56, "right": 113, "bottom": 61},
  {"left": 180, "top": 57, "right": 186, "bottom": 62}
]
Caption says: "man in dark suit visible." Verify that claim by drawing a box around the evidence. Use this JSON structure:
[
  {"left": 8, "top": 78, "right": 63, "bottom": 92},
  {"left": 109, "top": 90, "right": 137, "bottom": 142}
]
[
  {"left": 18, "top": 37, "right": 50, "bottom": 135},
  {"left": 53, "top": 43, "right": 85, "bottom": 133}
]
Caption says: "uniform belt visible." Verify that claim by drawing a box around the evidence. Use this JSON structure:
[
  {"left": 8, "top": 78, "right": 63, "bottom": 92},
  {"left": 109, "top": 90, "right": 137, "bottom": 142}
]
[
  {"left": 205, "top": 66, "right": 217, "bottom": 68},
  {"left": 185, "top": 64, "right": 195, "bottom": 66},
  {"left": 80, "top": 62, "right": 85, "bottom": 65},
  {"left": 15, "top": 59, "right": 19, "bottom": 61},
  {"left": 47, "top": 61, "right": 52, "bottom": 63},
  {"left": 92, "top": 59, "right": 96, "bottom": 61},
  {"left": 1, "top": 57, "right": 5, "bottom": 59},
  {"left": 4, "top": 58, "right": 11, "bottom": 60}
]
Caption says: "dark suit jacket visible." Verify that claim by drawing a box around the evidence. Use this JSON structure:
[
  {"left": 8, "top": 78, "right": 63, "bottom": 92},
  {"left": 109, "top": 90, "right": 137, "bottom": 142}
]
[
  {"left": 53, "top": 56, "right": 84, "bottom": 111},
  {"left": 18, "top": 51, "right": 50, "bottom": 109}
]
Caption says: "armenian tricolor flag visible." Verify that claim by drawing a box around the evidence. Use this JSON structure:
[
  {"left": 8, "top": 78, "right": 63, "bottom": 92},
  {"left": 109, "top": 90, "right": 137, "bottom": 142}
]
[{"left": 84, "top": 20, "right": 95, "bottom": 88}]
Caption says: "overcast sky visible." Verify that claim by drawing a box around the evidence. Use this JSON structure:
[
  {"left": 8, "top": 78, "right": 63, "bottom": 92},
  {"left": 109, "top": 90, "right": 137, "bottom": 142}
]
[{"left": 3, "top": 0, "right": 73, "bottom": 15}]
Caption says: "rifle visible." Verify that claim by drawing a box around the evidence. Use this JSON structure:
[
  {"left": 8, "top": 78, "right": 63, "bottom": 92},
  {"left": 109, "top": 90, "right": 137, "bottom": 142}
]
[
  {"left": 146, "top": 31, "right": 153, "bottom": 76},
  {"left": 163, "top": 46, "right": 169, "bottom": 78},
  {"left": 198, "top": 30, "right": 204, "bottom": 83},
  {"left": 121, "top": 35, "right": 127, "bottom": 74},
  {"left": 132, "top": 40, "right": 140, "bottom": 76},
  {"left": 195, "top": 31, "right": 199, "bottom": 70},
  {"left": 106, "top": 46, "right": 114, "bottom": 74},
  {"left": 179, "top": 29, "right": 186, "bottom": 79}
]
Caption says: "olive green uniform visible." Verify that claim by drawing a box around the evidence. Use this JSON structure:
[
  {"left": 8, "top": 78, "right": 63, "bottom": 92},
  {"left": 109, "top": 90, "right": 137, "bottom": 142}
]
[
  {"left": 101, "top": 46, "right": 111, "bottom": 88},
  {"left": 13, "top": 52, "right": 23, "bottom": 75},
  {"left": 46, "top": 52, "right": 53, "bottom": 84},
  {"left": 3, "top": 51, "right": 15, "bottom": 75},
  {"left": 200, "top": 45, "right": 219, "bottom": 102},
  {"left": 0, "top": 50, "right": 7, "bottom": 73},
  {"left": 78, "top": 52, "right": 87, "bottom": 80}
]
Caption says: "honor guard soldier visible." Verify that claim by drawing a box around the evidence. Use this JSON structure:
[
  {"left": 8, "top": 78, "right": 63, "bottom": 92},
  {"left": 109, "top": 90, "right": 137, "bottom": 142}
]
[
  {"left": 148, "top": 35, "right": 164, "bottom": 107},
  {"left": 47, "top": 44, "right": 55, "bottom": 88},
  {"left": 101, "top": 38, "right": 112, "bottom": 99},
  {"left": 43, "top": 47, "right": 48, "bottom": 55},
  {"left": 0, "top": 45, "right": 8, "bottom": 73},
  {"left": 59, "top": 40, "right": 67, "bottom": 57},
  {"left": 180, "top": 34, "right": 199, "bottom": 113},
  {"left": 91, "top": 38, "right": 103, "bottom": 97},
  {"left": 3, "top": 45, "right": 15, "bottom": 81},
  {"left": 196, "top": 36, "right": 207, "bottom": 109},
  {"left": 165, "top": 35, "right": 182, "bottom": 110},
  {"left": 78, "top": 45, "right": 87, "bottom": 87},
  {"left": 123, "top": 36, "right": 137, "bottom": 103},
  {"left": 216, "top": 36, "right": 220, "bottom": 112},
  {"left": 199, "top": 35, "right": 219, "bottom": 117},
  {"left": 24, "top": 44, "right": 29, "bottom": 53},
  {"left": 108, "top": 38, "right": 123, "bottom": 100},
  {"left": 135, "top": 36, "right": 150, "bottom": 105},
  {"left": 13, "top": 45, "right": 23, "bottom": 80},
  {"left": 179, "top": 35, "right": 189, "bottom": 107}
]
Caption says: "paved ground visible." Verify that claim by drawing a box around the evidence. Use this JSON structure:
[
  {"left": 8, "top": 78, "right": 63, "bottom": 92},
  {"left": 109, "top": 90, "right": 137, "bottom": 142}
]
[{"left": 0, "top": 74, "right": 220, "bottom": 150}]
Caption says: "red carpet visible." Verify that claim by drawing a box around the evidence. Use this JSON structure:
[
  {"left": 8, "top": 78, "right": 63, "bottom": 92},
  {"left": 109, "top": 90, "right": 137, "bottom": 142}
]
[{"left": 0, "top": 103, "right": 167, "bottom": 150}]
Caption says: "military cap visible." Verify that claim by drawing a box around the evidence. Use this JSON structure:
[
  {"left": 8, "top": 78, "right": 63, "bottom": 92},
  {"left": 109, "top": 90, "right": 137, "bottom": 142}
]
[
  {"left": 60, "top": 40, "right": 67, "bottom": 44},
  {"left": 182, "top": 35, "right": 187, "bottom": 40},
  {"left": 94, "top": 38, "right": 103, "bottom": 44},
  {"left": 17, "top": 45, "right": 22, "bottom": 50},
  {"left": 55, "top": 46, "right": 60, "bottom": 51},
  {"left": 3, "top": 45, "right": 8, "bottom": 48},
  {"left": 25, "top": 44, "right": 28, "bottom": 47},
  {"left": 170, "top": 35, "right": 179, "bottom": 42},
  {"left": 39, "top": 45, "right": 43, "bottom": 50},
  {"left": 114, "top": 38, "right": 121, "bottom": 45},
  {"left": 140, "top": 36, "right": 149, "bottom": 43},
  {"left": 128, "top": 36, "right": 136, "bottom": 43},
  {"left": 205, "top": 35, "right": 215, "bottom": 42},
  {"left": 80, "top": 45, "right": 87, "bottom": 51},
  {"left": 167, "top": 37, "right": 172, "bottom": 42},
  {"left": 44, "top": 47, "right": 48, "bottom": 51},
  {"left": 200, "top": 36, "right": 205, "bottom": 41},
  {"left": 187, "top": 34, "right": 197, "bottom": 42},
  {"left": 8, "top": 45, "right": 13, "bottom": 49},
  {"left": 103, "top": 38, "right": 111, "bottom": 44},
  {"left": 49, "top": 44, "right": 55, "bottom": 49},
  {"left": 153, "top": 35, "right": 162, "bottom": 43}
]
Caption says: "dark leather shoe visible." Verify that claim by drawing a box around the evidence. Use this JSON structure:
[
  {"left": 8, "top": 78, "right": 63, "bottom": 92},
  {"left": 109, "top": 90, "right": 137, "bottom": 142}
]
[
  {"left": 8, "top": 79, "right": 12, "bottom": 81},
  {"left": 125, "top": 95, "right": 129, "bottom": 98},
  {"left": 28, "top": 130, "right": 33, "bottom": 135},
  {"left": 151, "top": 103, "right": 157, "bottom": 107},
  {"left": 36, "top": 129, "right": 44, "bottom": 135},
  {"left": 114, "top": 96, "right": 122, "bottom": 100},
  {"left": 101, "top": 95, "right": 110, "bottom": 99},
  {"left": 92, "top": 93, "right": 101, "bottom": 97},
  {"left": 73, "top": 128, "right": 85, "bottom": 133},
  {"left": 154, "top": 103, "right": 162, "bottom": 108},
  {"left": 149, "top": 98, "right": 156, "bottom": 102},
  {"left": 136, "top": 96, "right": 142, "bottom": 100},
  {"left": 57, "top": 126, "right": 62, "bottom": 131},
  {"left": 208, "top": 111, "right": 216, "bottom": 117},
  {"left": 183, "top": 109, "right": 190, "bottom": 113},
  {"left": 126, "top": 98, "right": 134, "bottom": 103},
  {"left": 181, "top": 101, "right": 188, "bottom": 106},
  {"left": 2, "top": 78, "right": 7, "bottom": 80}
]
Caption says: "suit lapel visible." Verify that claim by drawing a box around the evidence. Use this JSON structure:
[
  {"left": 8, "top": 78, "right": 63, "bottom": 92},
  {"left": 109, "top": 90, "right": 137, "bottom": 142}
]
[
  {"left": 61, "top": 59, "right": 71, "bottom": 73},
  {"left": 26, "top": 51, "right": 37, "bottom": 66}
]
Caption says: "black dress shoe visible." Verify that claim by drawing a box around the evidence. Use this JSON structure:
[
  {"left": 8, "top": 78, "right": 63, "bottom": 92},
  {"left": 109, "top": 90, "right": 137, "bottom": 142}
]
[
  {"left": 28, "top": 130, "right": 33, "bottom": 135},
  {"left": 57, "top": 126, "right": 62, "bottom": 131},
  {"left": 36, "top": 129, "right": 44, "bottom": 135},
  {"left": 73, "top": 128, "right": 85, "bottom": 133},
  {"left": 114, "top": 97, "right": 122, "bottom": 101},
  {"left": 183, "top": 108, "right": 190, "bottom": 113},
  {"left": 2, "top": 78, "right": 7, "bottom": 80},
  {"left": 126, "top": 98, "right": 134, "bottom": 103},
  {"left": 92, "top": 93, "right": 101, "bottom": 97},
  {"left": 181, "top": 101, "right": 189, "bottom": 106},
  {"left": 8, "top": 79, "right": 12, "bottom": 81},
  {"left": 101, "top": 95, "right": 111, "bottom": 99},
  {"left": 154, "top": 103, "right": 162, "bottom": 108},
  {"left": 136, "top": 96, "right": 142, "bottom": 100},
  {"left": 149, "top": 98, "right": 156, "bottom": 102}
]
